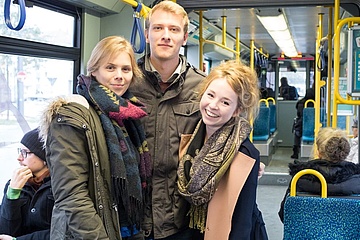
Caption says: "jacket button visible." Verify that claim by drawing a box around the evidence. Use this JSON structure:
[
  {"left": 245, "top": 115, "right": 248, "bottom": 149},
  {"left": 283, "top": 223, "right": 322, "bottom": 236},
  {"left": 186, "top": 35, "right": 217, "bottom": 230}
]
[
  {"left": 99, "top": 204, "right": 103, "bottom": 210},
  {"left": 95, "top": 162, "right": 99, "bottom": 167},
  {"left": 57, "top": 117, "right": 62, "bottom": 122},
  {"left": 30, "top": 208, "right": 36, "bottom": 213},
  {"left": 156, "top": 93, "right": 162, "bottom": 98}
]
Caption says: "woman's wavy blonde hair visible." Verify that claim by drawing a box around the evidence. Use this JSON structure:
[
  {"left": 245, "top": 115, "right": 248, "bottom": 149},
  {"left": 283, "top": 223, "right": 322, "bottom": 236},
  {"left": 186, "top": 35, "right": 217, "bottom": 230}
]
[{"left": 197, "top": 60, "right": 260, "bottom": 122}]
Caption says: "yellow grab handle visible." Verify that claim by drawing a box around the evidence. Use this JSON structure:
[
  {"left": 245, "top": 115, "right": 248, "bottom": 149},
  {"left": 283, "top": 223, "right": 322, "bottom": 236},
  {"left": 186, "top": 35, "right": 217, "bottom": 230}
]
[
  {"left": 290, "top": 169, "right": 327, "bottom": 198},
  {"left": 266, "top": 97, "right": 276, "bottom": 104},
  {"left": 259, "top": 98, "right": 269, "bottom": 107},
  {"left": 305, "top": 99, "right": 315, "bottom": 108}
]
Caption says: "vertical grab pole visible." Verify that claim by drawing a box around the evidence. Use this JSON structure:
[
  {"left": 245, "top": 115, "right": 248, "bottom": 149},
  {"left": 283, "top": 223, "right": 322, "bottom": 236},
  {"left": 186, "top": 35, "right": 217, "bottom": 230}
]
[
  {"left": 235, "top": 27, "right": 240, "bottom": 62},
  {"left": 199, "top": 11, "right": 204, "bottom": 72},
  {"left": 315, "top": 13, "right": 324, "bottom": 140},
  {"left": 327, "top": 7, "right": 333, "bottom": 127}
]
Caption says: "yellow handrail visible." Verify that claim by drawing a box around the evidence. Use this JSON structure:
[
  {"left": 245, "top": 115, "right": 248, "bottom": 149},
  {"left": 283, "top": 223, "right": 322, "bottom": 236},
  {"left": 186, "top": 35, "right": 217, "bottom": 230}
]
[{"left": 122, "top": 0, "right": 151, "bottom": 18}]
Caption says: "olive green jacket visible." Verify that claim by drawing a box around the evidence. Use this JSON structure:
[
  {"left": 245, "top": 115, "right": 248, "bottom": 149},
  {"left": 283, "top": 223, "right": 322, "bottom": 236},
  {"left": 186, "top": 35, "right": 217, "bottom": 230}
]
[{"left": 40, "top": 95, "right": 121, "bottom": 240}]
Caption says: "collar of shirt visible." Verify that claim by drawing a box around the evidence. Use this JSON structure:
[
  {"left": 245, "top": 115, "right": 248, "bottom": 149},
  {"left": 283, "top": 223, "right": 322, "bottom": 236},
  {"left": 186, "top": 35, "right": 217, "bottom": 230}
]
[{"left": 149, "top": 58, "right": 183, "bottom": 83}]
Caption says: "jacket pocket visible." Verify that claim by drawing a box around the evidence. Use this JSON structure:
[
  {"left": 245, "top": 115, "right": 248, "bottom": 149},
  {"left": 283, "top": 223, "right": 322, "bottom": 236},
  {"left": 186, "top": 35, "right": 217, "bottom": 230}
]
[{"left": 172, "top": 102, "right": 200, "bottom": 135}]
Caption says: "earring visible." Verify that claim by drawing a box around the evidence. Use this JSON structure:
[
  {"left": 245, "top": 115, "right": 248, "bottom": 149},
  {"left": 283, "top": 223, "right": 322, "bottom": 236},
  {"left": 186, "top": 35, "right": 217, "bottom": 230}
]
[{"left": 44, "top": 161, "right": 47, "bottom": 166}]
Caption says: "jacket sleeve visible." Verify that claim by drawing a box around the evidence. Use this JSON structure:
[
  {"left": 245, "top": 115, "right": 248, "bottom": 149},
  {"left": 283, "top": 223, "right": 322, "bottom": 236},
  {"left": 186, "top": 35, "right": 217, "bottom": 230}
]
[
  {"left": 229, "top": 140, "right": 260, "bottom": 240},
  {"left": 46, "top": 122, "right": 108, "bottom": 239},
  {"left": 16, "top": 229, "right": 50, "bottom": 240},
  {"left": 0, "top": 181, "right": 27, "bottom": 236}
]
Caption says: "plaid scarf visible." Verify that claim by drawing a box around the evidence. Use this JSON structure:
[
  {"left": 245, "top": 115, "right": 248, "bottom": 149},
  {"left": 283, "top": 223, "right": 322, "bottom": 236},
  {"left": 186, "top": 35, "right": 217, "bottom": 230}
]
[
  {"left": 177, "top": 117, "right": 251, "bottom": 232},
  {"left": 77, "top": 74, "right": 152, "bottom": 228}
]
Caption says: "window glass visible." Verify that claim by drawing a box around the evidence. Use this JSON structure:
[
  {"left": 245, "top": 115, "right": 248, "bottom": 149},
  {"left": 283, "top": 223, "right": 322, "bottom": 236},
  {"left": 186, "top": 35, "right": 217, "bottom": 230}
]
[
  {"left": 0, "top": 0, "right": 75, "bottom": 47},
  {"left": 278, "top": 61, "right": 312, "bottom": 97},
  {"left": 0, "top": 0, "right": 79, "bottom": 197},
  {"left": 1, "top": 53, "right": 74, "bottom": 198}
]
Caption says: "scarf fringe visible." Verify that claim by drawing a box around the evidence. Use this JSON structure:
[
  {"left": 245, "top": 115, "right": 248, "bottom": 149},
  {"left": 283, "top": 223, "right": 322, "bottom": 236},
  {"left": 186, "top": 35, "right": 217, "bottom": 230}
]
[
  {"left": 189, "top": 204, "right": 208, "bottom": 233},
  {"left": 113, "top": 177, "right": 143, "bottom": 228}
]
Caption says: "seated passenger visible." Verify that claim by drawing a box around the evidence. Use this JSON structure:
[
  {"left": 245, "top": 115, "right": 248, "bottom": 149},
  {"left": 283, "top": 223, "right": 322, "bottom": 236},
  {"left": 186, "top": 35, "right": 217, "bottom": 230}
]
[
  {"left": 346, "top": 118, "right": 359, "bottom": 164},
  {"left": 279, "top": 77, "right": 298, "bottom": 100},
  {"left": 0, "top": 128, "right": 52, "bottom": 239},
  {"left": 291, "top": 87, "right": 315, "bottom": 159},
  {"left": 278, "top": 127, "right": 360, "bottom": 223}
]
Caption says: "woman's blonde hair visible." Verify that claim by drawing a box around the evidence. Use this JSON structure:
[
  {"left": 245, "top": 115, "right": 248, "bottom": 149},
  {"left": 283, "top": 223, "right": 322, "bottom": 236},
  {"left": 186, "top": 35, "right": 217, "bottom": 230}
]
[
  {"left": 313, "top": 127, "right": 350, "bottom": 163},
  {"left": 197, "top": 60, "right": 260, "bottom": 121},
  {"left": 86, "top": 36, "right": 143, "bottom": 81}
]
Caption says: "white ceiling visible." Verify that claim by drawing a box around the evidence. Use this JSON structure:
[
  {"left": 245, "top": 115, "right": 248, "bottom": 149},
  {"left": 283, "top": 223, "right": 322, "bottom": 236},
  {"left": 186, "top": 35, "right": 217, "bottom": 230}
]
[{"left": 179, "top": 0, "right": 359, "bottom": 58}]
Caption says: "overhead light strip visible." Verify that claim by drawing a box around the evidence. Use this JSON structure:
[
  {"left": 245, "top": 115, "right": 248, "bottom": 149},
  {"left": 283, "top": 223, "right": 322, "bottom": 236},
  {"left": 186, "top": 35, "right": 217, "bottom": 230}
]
[{"left": 257, "top": 13, "right": 298, "bottom": 57}]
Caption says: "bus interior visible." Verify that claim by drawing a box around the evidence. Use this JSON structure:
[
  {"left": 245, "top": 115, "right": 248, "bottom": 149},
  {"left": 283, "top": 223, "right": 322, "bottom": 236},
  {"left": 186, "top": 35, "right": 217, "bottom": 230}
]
[{"left": 1, "top": 0, "right": 360, "bottom": 238}]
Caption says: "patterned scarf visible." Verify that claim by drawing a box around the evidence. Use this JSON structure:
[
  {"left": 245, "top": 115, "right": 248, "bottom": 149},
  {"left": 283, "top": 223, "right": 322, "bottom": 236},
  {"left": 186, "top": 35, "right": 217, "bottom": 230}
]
[
  {"left": 177, "top": 116, "right": 251, "bottom": 232},
  {"left": 77, "top": 74, "right": 152, "bottom": 227}
]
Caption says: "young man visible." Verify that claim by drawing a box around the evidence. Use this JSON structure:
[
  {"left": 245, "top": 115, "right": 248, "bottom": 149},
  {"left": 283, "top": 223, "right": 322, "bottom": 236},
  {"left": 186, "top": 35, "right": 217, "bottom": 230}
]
[
  {"left": 129, "top": 1, "right": 206, "bottom": 239},
  {"left": 130, "top": 1, "right": 266, "bottom": 239}
]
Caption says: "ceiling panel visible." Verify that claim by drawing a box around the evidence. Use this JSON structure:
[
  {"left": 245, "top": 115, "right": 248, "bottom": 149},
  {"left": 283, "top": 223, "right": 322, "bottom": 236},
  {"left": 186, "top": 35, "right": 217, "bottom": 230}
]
[{"left": 182, "top": 1, "right": 360, "bottom": 59}]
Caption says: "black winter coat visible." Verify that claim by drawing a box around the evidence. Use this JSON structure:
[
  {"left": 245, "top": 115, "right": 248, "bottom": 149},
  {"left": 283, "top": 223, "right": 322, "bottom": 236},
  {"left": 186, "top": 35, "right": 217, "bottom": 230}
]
[
  {"left": 278, "top": 160, "right": 360, "bottom": 222},
  {"left": 0, "top": 177, "right": 53, "bottom": 240}
]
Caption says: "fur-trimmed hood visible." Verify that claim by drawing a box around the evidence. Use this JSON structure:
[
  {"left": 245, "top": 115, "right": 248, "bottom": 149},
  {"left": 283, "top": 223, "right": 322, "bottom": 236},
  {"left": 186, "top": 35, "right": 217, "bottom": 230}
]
[{"left": 39, "top": 94, "right": 89, "bottom": 145}]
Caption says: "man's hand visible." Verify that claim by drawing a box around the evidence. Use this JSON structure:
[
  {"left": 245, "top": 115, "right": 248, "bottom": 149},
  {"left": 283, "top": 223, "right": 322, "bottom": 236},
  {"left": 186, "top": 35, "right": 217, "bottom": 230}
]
[{"left": 9, "top": 166, "right": 32, "bottom": 189}]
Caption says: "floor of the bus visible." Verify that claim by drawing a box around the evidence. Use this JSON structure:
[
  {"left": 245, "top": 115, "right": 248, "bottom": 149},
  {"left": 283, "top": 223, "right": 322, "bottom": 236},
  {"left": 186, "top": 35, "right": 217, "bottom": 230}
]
[
  {"left": 257, "top": 146, "right": 293, "bottom": 239},
  {"left": 265, "top": 146, "right": 293, "bottom": 174},
  {"left": 259, "top": 146, "right": 293, "bottom": 186}
]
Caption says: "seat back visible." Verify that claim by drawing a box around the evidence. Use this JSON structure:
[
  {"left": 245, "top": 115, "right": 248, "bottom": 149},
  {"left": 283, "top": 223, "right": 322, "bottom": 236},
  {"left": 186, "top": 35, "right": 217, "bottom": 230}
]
[
  {"left": 267, "top": 97, "right": 276, "bottom": 134},
  {"left": 253, "top": 106, "right": 270, "bottom": 141},
  {"left": 302, "top": 107, "right": 315, "bottom": 142},
  {"left": 283, "top": 169, "right": 360, "bottom": 240}
]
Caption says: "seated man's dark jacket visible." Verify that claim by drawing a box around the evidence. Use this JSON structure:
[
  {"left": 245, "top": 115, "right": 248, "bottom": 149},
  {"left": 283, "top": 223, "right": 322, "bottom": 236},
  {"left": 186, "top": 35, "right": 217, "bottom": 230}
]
[{"left": 0, "top": 177, "right": 53, "bottom": 239}]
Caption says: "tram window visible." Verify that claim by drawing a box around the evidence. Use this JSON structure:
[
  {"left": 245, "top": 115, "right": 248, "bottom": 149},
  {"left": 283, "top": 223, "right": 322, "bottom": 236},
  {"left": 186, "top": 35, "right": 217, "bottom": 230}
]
[
  {"left": 279, "top": 62, "right": 309, "bottom": 97},
  {"left": 0, "top": 0, "right": 80, "bottom": 200},
  {"left": 0, "top": 0, "right": 76, "bottom": 47}
]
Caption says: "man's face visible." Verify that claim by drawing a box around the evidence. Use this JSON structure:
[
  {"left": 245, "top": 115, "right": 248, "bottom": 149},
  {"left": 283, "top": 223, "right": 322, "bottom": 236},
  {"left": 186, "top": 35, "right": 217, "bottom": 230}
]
[{"left": 146, "top": 9, "right": 188, "bottom": 62}]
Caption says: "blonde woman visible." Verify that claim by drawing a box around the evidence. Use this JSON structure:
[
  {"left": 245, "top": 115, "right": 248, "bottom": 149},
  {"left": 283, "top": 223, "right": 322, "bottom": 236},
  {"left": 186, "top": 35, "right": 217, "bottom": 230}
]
[
  {"left": 41, "top": 36, "right": 150, "bottom": 240},
  {"left": 177, "top": 60, "right": 268, "bottom": 240}
]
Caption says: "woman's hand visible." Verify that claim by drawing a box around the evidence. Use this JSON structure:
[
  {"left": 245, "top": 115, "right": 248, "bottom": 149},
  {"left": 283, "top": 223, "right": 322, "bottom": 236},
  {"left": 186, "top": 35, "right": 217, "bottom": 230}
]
[
  {"left": 258, "top": 162, "right": 265, "bottom": 179},
  {"left": 9, "top": 166, "right": 32, "bottom": 189},
  {"left": 0, "top": 234, "right": 14, "bottom": 240}
]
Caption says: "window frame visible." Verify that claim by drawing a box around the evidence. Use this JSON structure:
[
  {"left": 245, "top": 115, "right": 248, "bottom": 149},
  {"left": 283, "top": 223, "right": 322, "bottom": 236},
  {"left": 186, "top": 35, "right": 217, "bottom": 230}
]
[{"left": 0, "top": 0, "right": 82, "bottom": 93}]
